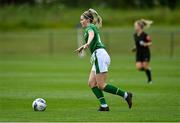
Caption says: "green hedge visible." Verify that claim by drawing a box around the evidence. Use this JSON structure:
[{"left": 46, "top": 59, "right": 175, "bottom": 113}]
[{"left": 0, "top": 5, "right": 180, "bottom": 30}]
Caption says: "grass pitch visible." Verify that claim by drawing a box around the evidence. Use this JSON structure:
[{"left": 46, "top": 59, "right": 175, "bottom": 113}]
[{"left": 0, "top": 55, "right": 179, "bottom": 122}]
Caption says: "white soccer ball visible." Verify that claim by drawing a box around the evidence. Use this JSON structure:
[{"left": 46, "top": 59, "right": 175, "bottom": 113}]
[{"left": 32, "top": 98, "right": 47, "bottom": 111}]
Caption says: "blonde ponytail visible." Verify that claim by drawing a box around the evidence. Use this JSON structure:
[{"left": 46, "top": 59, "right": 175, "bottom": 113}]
[
  {"left": 88, "top": 8, "right": 102, "bottom": 28},
  {"left": 141, "top": 19, "right": 153, "bottom": 28},
  {"left": 135, "top": 19, "right": 153, "bottom": 29}
]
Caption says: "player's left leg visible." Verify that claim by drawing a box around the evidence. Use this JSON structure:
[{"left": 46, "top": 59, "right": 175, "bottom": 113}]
[
  {"left": 136, "top": 62, "right": 144, "bottom": 71},
  {"left": 142, "top": 61, "right": 152, "bottom": 83},
  {"left": 95, "top": 73, "right": 133, "bottom": 109}
]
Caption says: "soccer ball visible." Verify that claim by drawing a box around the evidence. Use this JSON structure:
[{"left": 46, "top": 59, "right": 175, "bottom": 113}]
[{"left": 32, "top": 98, "right": 47, "bottom": 111}]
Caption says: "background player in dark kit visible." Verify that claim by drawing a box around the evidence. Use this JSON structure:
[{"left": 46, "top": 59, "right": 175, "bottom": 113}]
[{"left": 132, "top": 19, "right": 153, "bottom": 83}]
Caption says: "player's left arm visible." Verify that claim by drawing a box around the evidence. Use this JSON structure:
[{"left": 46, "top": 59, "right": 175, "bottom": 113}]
[{"left": 143, "top": 35, "right": 152, "bottom": 47}]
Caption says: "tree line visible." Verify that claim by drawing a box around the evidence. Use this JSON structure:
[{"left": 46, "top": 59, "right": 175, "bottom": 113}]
[{"left": 0, "top": 0, "right": 179, "bottom": 9}]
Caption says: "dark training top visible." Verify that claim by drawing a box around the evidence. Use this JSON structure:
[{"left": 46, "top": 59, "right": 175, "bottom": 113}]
[{"left": 134, "top": 32, "right": 151, "bottom": 53}]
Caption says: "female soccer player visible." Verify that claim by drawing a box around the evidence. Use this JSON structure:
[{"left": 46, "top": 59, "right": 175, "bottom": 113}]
[
  {"left": 132, "top": 19, "right": 153, "bottom": 83},
  {"left": 75, "top": 9, "right": 132, "bottom": 111}
]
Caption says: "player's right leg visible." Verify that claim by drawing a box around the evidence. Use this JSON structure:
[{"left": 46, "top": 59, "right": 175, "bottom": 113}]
[{"left": 88, "top": 71, "right": 109, "bottom": 111}]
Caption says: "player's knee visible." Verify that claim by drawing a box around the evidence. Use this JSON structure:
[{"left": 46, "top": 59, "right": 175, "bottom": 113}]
[
  {"left": 142, "top": 64, "right": 149, "bottom": 70},
  {"left": 88, "top": 80, "right": 96, "bottom": 88},
  {"left": 88, "top": 82, "right": 93, "bottom": 88},
  {"left": 143, "top": 66, "right": 149, "bottom": 70},
  {"left": 136, "top": 65, "right": 143, "bottom": 71}
]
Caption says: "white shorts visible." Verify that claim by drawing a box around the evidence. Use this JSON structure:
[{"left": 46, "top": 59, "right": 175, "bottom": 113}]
[{"left": 91, "top": 48, "right": 111, "bottom": 74}]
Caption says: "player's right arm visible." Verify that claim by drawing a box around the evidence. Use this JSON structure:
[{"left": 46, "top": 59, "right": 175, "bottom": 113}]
[{"left": 140, "top": 35, "right": 152, "bottom": 47}]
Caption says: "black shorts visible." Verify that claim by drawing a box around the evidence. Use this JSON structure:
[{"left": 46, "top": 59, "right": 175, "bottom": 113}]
[{"left": 136, "top": 51, "right": 150, "bottom": 62}]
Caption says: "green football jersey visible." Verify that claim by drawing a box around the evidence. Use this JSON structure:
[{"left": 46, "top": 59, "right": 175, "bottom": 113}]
[{"left": 84, "top": 24, "right": 105, "bottom": 54}]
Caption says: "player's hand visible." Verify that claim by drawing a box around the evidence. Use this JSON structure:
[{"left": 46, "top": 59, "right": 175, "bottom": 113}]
[
  {"left": 140, "top": 41, "right": 145, "bottom": 46},
  {"left": 74, "top": 46, "right": 84, "bottom": 53},
  {"left": 131, "top": 47, "right": 136, "bottom": 52},
  {"left": 83, "top": 43, "right": 89, "bottom": 49},
  {"left": 140, "top": 41, "right": 148, "bottom": 47}
]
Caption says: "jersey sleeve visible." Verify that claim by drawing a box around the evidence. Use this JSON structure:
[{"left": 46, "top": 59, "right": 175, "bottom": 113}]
[
  {"left": 86, "top": 27, "right": 94, "bottom": 33},
  {"left": 84, "top": 26, "right": 95, "bottom": 44}
]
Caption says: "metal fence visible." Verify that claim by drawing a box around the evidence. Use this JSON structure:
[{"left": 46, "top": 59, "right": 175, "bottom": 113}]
[{"left": 0, "top": 28, "right": 179, "bottom": 58}]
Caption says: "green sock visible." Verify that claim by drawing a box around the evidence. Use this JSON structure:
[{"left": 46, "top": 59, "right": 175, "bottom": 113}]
[
  {"left": 103, "top": 84, "right": 125, "bottom": 98},
  {"left": 91, "top": 87, "right": 107, "bottom": 105}
]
